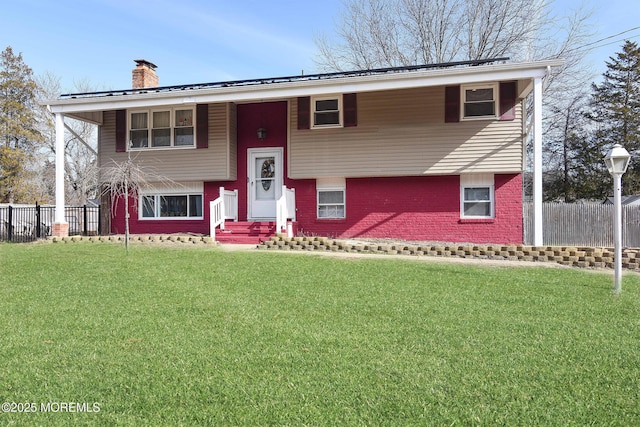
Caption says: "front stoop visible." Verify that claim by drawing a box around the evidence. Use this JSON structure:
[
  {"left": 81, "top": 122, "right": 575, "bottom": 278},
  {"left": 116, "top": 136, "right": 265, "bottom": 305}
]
[{"left": 216, "top": 221, "right": 277, "bottom": 244}]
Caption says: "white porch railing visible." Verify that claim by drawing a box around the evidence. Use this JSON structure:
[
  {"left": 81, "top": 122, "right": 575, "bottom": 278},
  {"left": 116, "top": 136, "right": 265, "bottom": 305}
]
[
  {"left": 209, "top": 187, "right": 238, "bottom": 238},
  {"left": 276, "top": 185, "right": 296, "bottom": 237}
]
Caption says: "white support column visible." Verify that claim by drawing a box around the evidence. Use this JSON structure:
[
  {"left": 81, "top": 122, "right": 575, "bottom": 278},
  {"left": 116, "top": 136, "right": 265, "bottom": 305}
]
[
  {"left": 613, "top": 173, "right": 623, "bottom": 294},
  {"left": 533, "top": 77, "right": 543, "bottom": 246},
  {"left": 53, "top": 112, "right": 69, "bottom": 237}
]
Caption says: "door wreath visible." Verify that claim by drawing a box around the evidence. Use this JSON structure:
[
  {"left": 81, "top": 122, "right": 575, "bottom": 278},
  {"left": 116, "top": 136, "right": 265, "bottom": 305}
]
[{"left": 261, "top": 159, "right": 275, "bottom": 191}]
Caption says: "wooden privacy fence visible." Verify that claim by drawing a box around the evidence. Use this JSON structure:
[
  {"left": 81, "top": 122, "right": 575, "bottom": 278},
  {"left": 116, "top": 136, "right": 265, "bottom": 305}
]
[{"left": 523, "top": 202, "right": 640, "bottom": 248}]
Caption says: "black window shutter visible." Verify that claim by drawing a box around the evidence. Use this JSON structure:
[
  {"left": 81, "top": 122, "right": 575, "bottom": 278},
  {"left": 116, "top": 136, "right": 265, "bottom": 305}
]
[
  {"left": 297, "top": 96, "right": 310, "bottom": 130},
  {"left": 115, "top": 109, "right": 127, "bottom": 152},
  {"left": 444, "top": 86, "right": 460, "bottom": 123},
  {"left": 196, "top": 104, "right": 208, "bottom": 149},
  {"left": 499, "top": 81, "right": 517, "bottom": 121},
  {"left": 343, "top": 93, "right": 357, "bottom": 127}
]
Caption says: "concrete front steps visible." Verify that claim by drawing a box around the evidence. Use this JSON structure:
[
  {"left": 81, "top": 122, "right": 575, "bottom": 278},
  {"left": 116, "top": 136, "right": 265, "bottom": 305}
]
[{"left": 215, "top": 221, "right": 277, "bottom": 244}]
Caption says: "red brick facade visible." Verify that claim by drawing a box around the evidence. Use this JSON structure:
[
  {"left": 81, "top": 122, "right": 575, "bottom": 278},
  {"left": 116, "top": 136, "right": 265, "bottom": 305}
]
[
  {"left": 114, "top": 172, "right": 523, "bottom": 244},
  {"left": 290, "top": 174, "right": 523, "bottom": 244},
  {"left": 112, "top": 101, "right": 524, "bottom": 244}
]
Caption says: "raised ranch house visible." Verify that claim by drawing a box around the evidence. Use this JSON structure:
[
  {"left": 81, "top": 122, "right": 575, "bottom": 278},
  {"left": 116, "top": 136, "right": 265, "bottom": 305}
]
[{"left": 46, "top": 58, "right": 562, "bottom": 244}]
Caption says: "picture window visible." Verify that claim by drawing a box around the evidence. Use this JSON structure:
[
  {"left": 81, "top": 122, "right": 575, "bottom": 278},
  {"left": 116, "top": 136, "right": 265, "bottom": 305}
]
[{"left": 141, "top": 194, "right": 203, "bottom": 219}]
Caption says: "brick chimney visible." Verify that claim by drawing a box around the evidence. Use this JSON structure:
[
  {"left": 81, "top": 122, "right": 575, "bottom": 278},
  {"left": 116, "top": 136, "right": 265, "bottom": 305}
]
[{"left": 132, "top": 59, "right": 158, "bottom": 89}]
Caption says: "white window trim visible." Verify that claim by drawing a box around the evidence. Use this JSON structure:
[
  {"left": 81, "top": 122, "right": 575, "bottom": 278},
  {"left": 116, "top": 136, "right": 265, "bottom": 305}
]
[
  {"left": 317, "top": 178, "right": 346, "bottom": 219},
  {"left": 311, "top": 95, "right": 343, "bottom": 129},
  {"left": 139, "top": 182, "right": 204, "bottom": 220},
  {"left": 460, "top": 174, "right": 495, "bottom": 219},
  {"left": 139, "top": 193, "right": 204, "bottom": 220},
  {"left": 128, "top": 106, "right": 196, "bottom": 150},
  {"left": 460, "top": 83, "right": 499, "bottom": 121}
]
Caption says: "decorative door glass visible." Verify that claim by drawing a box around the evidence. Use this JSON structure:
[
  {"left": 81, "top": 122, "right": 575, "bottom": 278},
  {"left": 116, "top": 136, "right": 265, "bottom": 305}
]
[{"left": 256, "top": 157, "right": 276, "bottom": 200}]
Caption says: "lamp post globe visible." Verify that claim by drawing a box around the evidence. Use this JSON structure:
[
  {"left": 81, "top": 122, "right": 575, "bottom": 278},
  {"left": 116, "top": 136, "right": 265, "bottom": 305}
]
[{"left": 604, "top": 144, "right": 631, "bottom": 175}]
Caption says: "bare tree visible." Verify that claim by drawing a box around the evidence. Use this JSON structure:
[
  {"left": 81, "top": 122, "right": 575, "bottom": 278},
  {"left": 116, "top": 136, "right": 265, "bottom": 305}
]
[
  {"left": 36, "top": 72, "right": 99, "bottom": 205},
  {"left": 317, "top": 0, "right": 596, "bottom": 202},
  {"left": 100, "top": 151, "right": 177, "bottom": 251},
  {"left": 543, "top": 93, "right": 591, "bottom": 201},
  {"left": 314, "top": 0, "right": 580, "bottom": 71}
]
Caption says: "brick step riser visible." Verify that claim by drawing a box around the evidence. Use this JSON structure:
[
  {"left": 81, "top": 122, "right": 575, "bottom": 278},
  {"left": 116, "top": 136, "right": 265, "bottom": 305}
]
[
  {"left": 222, "top": 222, "right": 275, "bottom": 230},
  {"left": 216, "top": 221, "right": 276, "bottom": 244},
  {"left": 220, "top": 228, "right": 276, "bottom": 233},
  {"left": 216, "top": 235, "right": 269, "bottom": 244}
]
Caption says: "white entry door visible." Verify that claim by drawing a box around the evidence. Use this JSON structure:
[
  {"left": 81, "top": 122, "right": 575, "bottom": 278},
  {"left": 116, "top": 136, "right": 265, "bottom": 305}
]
[{"left": 248, "top": 148, "right": 283, "bottom": 220}]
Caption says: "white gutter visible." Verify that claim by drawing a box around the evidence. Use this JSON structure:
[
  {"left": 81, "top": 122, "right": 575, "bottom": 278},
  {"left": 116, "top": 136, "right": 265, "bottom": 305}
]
[{"left": 46, "top": 59, "right": 564, "bottom": 114}]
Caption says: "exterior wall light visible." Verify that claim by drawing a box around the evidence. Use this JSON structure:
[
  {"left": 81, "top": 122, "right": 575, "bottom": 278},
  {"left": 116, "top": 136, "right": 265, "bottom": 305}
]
[{"left": 257, "top": 127, "right": 267, "bottom": 141}]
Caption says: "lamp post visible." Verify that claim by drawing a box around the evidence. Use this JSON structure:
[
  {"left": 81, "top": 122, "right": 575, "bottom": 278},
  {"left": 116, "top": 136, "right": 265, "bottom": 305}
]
[{"left": 603, "top": 144, "right": 631, "bottom": 294}]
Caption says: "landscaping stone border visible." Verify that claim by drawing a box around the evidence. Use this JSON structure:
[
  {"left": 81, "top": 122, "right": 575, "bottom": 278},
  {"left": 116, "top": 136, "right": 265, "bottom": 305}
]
[
  {"left": 257, "top": 235, "right": 640, "bottom": 271},
  {"left": 48, "top": 234, "right": 640, "bottom": 271},
  {"left": 50, "top": 235, "right": 216, "bottom": 245}
]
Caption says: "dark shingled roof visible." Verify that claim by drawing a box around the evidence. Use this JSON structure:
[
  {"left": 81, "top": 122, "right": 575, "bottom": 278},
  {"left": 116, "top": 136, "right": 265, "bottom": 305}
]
[{"left": 59, "top": 57, "right": 509, "bottom": 100}]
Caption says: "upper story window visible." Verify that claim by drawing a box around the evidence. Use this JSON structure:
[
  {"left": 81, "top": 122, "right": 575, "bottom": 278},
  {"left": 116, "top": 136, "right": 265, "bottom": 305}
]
[
  {"left": 129, "top": 107, "right": 195, "bottom": 149},
  {"left": 312, "top": 95, "right": 342, "bottom": 128},
  {"left": 461, "top": 83, "right": 498, "bottom": 120}
]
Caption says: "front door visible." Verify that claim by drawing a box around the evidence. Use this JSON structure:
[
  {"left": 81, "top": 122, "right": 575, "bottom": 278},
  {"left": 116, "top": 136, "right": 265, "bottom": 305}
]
[{"left": 248, "top": 148, "right": 283, "bottom": 220}]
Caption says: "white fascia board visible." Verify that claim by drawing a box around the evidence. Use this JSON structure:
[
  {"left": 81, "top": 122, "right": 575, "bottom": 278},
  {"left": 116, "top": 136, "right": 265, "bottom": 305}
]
[{"left": 47, "top": 59, "right": 563, "bottom": 115}]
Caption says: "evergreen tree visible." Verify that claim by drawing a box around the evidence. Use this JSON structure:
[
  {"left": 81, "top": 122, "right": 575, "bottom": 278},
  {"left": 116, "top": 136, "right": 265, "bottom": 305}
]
[
  {"left": 567, "top": 130, "right": 611, "bottom": 199},
  {"left": 0, "top": 46, "right": 42, "bottom": 202},
  {"left": 590, "top": 40, "right": 640, "bottom": 196}
]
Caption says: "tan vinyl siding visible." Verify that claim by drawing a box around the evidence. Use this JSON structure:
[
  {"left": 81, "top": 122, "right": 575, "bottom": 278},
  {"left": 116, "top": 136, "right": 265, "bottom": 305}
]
[
  {"left": 289, "top": 86, "right": 523, "bottom": 179},
  {"left": 227, "top": 103, "right": 237, "bottom": 180},
  {"left": 99, "top": 104, "right": 234, "bottom": 182},
  {"left": 97, "top": 112, "right": 115, "bottom": 171}
]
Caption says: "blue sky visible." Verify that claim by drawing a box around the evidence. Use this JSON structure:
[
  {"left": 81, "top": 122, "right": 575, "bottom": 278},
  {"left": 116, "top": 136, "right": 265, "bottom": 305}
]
[{"left": 1, "top": 0, "right": 638, "bottom": 93}]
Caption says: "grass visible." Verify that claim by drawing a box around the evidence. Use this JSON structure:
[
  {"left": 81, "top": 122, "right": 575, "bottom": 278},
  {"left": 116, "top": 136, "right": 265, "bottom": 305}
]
[{"left": 0, "top": 242, "right": 639, "bottom": 426}]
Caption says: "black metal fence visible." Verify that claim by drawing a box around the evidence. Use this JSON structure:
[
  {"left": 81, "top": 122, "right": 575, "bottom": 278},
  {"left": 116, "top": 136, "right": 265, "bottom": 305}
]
[{"left": 0, "top": 204, "right": 101, "bottom": 243}]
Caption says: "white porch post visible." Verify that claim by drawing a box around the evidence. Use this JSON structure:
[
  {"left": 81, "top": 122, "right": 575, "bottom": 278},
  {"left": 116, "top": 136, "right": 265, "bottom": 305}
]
[
  {"left": 533, "top": 77, "right": 543, "bottom": 246},
  {"left": 53, "top": 112, "right": 68, "bottom": 237}
]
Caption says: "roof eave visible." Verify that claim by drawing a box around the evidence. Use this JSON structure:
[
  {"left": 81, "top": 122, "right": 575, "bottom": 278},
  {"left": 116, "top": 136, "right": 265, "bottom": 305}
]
[{"left": 46, "top": 59, "right": 563, "bottom": 114}]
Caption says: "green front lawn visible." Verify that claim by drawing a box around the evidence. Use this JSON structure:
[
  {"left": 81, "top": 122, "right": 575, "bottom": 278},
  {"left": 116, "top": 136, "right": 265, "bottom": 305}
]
[{"left": 1, "top": 242, "right": 638, "bottom": 425}]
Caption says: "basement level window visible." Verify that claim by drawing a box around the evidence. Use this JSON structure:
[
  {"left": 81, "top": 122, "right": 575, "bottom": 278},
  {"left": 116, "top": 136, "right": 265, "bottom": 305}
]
[
  {"left": 460, "top": 174, "right": 494, "bottom": 219},
  {"left": 140, "top": 194, "right": 203, "bottom": 219},
  {"left": 129, "top": 107, "right": 194, "bottom": 149},
  {"left": 461, "top": 187, "right": 493, "bottom": 218},
  {"left": 317, "top": 188, "right": 345, "bottom": 219}
]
